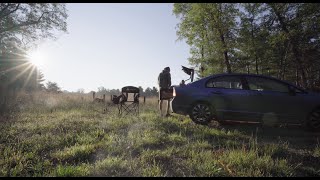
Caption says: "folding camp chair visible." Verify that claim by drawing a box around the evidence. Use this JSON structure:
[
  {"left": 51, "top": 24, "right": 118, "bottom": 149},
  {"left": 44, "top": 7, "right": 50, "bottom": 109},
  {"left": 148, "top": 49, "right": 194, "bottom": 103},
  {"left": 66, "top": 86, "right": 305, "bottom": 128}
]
[{"left": 118, "top": 86, "right": 139, "bottom": 116}]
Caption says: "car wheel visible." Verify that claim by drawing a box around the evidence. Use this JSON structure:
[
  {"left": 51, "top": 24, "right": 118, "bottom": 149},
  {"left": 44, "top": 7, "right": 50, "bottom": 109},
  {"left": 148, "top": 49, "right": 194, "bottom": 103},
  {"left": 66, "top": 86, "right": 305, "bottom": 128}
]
[
  {"left": 306, "top": 108, "right": 320, "bottom": 131},
  {"left": 189, "top": 102, "right": 214, "bottom": 125}
]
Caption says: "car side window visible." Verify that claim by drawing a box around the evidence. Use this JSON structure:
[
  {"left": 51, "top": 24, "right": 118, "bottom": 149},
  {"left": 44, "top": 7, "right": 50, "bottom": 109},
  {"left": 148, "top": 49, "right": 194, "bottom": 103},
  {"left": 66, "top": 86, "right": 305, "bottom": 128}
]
[
  {"left": 246, "top": 76, "right": 289, "bottom": 93},
  {"left": 206, "top": 76, "right": 243, "bottom": 89}
]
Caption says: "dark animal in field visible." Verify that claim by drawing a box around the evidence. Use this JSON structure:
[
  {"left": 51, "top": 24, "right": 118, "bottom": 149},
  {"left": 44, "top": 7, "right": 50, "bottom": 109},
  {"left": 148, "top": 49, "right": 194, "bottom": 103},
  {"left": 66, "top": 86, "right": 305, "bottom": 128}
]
[{"left": 102, "top": 95, "right": 124, "bottom": 113}]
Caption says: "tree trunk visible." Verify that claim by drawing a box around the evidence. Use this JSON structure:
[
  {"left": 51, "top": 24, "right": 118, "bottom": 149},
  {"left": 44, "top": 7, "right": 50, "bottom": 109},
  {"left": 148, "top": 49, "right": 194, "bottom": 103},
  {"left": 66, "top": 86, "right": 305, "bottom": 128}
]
[
  {"left": 223, "top": 50, "right": 232, "bottom": 73},
  {"left": 282, "top": 58, "right": 286, "bottom": 80},
  {"left": 250, "top": 12, "right": 259, "bottom": 75},
  {"left": 255, "top": 55, "right": 259, "bottom": 75},
  {"left": 201, "top": 44, "right": 204, "bottom": 77},
  {"left": 216, "top": 4, "right": 232, "bottom": 74},
  {"left": 219, "top": 32, "right": 232, "bottom": 73},
  {"left": 291, "top": 44, "right": 308, "bottom": 87},
  {"left": 278, "top": 57, "right": 283, "bottom": 80},
  {"left": 282, "top": 42, "right": 289, "bottom": 80},
  {"left": 296, "top": 66, "right": 299, "bottom": 86}
]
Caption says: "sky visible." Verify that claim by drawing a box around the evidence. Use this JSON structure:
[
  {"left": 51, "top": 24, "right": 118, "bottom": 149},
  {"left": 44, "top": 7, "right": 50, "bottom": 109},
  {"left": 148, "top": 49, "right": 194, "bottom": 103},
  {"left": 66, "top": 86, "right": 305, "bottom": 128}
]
[{"left": 34, "top": 3, "right": 192, "bottom": 93}]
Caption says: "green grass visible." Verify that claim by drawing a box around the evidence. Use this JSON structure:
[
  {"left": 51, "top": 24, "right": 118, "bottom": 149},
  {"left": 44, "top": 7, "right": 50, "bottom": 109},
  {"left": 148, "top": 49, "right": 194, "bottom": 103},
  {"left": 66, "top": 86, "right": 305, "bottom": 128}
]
[
  {"left": 0, "top": 92, "right": 320, "bottom": 176},
  {"left": 314, "top": 140, "right": 320, "bottom": 157},
  {"left": 218, "top": 149, "right": 294, "bottom": 177},
  {"left": 54, "top": 163, "right": 91, "bottom": 177}
]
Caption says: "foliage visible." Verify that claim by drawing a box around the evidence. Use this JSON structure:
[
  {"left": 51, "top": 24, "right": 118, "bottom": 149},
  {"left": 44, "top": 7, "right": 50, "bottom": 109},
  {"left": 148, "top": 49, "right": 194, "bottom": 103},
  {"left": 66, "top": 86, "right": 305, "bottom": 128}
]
[
  {"left": 0, "top": 3, "right": 68, "bottom": 114},
  {"left": 95, "top": 86, "right": 158, "bottom": 97},
  {"left": 46, "top": 81, "right": 61, "bottom": 93},
  {"left": 77, "top": 88, "right": 85, "bottom": 94},
  {"left": 0, "top": 3, "right": 68, "bottom": 52},
  {"left": 174, "top": 3, "right": 239, "bottom": 76},
  {"left": 143, "top": 87, "right": 158, "bottom": 97},
  {"left": 173, "top": 3, "right": 320, "bottom": 90}
]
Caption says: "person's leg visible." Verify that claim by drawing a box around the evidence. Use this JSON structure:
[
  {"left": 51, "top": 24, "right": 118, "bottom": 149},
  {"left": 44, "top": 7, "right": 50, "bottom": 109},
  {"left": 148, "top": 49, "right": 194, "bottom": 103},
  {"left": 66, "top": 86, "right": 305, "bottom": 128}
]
[
  {"left": 166, "top": 99, "right": 170, "bottom": 116},
  {"left": 159, "top": 100, "right": 163, "bottom": 115},
  {"left": 159, "top": 88, "right": 163, "bottom": 116}
]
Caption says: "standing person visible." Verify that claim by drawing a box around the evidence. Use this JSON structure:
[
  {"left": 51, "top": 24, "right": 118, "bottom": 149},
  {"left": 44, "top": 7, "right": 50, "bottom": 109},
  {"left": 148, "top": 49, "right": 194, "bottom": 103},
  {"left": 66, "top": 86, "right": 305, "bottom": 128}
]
[{"left": 158, "top": 67, "right": 171, "bottom": 117}]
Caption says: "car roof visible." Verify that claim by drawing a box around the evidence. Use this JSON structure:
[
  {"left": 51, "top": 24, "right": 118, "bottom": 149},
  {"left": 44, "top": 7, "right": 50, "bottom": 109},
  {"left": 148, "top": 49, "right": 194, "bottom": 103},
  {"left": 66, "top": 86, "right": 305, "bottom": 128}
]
[
  {"left": 194, "top": 73, "right": 274, "bottom": 81},
  {"left": 189, "top": 73, "right": 306, "bottom": 91},
  {"left": 208, "top": 73, "right": 272, "bottom": 78},
  {"left": 207, "top": 73, "right": 294, "bottom": 83}
]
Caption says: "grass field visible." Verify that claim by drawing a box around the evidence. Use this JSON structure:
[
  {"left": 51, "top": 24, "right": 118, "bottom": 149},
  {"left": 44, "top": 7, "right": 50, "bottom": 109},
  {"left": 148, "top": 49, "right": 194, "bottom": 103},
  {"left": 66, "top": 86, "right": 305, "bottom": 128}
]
[{"left": 0, "top": 92, "right": 320, "bottom": 177}]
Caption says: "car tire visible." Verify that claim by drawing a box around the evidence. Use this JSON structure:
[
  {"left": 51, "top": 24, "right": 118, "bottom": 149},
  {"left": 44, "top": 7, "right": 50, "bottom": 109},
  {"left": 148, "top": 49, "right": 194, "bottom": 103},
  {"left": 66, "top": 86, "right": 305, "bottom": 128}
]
[
  {"left": 189, "top": 102, "right": 214, "bottom": 125},
  {"left": 305, "top": 108, "right": 320, "bottom": 131}
]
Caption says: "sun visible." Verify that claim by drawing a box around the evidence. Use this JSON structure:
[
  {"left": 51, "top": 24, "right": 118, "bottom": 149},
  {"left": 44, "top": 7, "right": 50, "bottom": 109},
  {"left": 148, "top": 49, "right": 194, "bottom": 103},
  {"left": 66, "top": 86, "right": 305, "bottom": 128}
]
[{"left": 27, "top": 50, "right": 45, "bottom": 68}]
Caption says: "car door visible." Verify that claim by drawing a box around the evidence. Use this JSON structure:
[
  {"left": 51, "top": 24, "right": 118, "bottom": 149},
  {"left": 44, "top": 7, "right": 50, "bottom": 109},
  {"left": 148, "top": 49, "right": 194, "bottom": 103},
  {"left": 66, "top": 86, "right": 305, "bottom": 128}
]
[
  {"left": 204, "top": 75, "right": 260, "bottom": 121},
  {"left": 244, "top": 76, "right": 304, "bottom": 124}
]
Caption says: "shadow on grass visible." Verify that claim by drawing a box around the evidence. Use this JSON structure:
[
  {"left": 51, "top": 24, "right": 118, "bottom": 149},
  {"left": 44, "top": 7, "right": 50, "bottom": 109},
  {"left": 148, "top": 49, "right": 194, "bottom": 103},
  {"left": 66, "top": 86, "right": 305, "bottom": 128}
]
[
  {"left": 210, "top": 121, "right": 320, "bottom": 176},
  {"left": 215, "top": 120, "right": 320, "bottom": 149}
]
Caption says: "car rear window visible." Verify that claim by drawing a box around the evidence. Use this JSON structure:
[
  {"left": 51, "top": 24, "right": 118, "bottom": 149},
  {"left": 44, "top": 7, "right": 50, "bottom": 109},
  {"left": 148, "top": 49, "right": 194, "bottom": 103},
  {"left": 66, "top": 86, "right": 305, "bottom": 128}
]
[{"left": 206, "top": 76, "right": 243, "bottom": 89}]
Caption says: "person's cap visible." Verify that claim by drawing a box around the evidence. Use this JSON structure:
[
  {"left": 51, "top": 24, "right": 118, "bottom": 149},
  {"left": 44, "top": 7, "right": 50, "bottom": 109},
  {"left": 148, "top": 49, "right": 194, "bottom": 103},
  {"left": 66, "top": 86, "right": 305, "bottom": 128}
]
[{"left": 164, "top": 67, "right": 170, "bottom": 71}]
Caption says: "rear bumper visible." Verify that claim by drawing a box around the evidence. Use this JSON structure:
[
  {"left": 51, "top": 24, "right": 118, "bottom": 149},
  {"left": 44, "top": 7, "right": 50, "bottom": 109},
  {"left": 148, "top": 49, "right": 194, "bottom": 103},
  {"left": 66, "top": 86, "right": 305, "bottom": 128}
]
[{"left": 170, "top": 100, "right": 190, "bottom": 115}]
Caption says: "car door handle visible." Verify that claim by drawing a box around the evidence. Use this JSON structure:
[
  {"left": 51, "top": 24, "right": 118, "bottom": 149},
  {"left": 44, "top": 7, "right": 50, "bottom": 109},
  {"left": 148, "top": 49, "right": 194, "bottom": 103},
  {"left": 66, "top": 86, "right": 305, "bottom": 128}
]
[{"left": 211, "top": 91, "right": 222, "bottom": 95}]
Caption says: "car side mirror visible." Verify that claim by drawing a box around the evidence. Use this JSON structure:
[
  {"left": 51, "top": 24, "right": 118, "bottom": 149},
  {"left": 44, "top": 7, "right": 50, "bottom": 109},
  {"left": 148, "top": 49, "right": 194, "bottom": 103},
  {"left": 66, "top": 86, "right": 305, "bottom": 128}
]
[{"left": 288, "top": 86, "right": 296, "bottom": 96}]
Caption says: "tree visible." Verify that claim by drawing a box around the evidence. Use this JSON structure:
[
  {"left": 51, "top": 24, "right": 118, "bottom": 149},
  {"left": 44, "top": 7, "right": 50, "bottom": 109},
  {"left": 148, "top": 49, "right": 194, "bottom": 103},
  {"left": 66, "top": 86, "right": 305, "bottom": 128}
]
[
  {"left": 46, "top": 81, "right": 61, "bottom": 93},
  {"left": 77, "top": 88, "right": 84, "bottom": 94},
  {"left": 173, "top": 3, "right": 320, "bottom": 91},
  {"left": 143, "top": 87, "right": 158, "bottom": 97},
  {"left": 144, "top": 87, "right": 152, "bottom": 97},
  {"left": 37, "top": 70, "right": 45, "bottom": 90},
  {"left": 237, "top": 3, "right": 266, "bottom": 74},
  {"left": 138, "top": 86, "right": 144, "bottom": 96},
  {"left": 174, "top": 3, "right": 239, "bottom": 76},
  {"left": 109, "top": 89, "right": 120, "bottom": 95},
  {"left": 0, "top": 3, "right": 68, "bottom": 52},
  {"left": 263, "top": 3, "right": 320, "bottom": 88},
  {"left": 151, "top": 86, "right": 158, "bottom": 96},
  {"left": 0, "top": 53, "right": 41, "bottom": 92},
  {"left": 0, "top": 3, "right": 68, "bottom": 114},
  {"left": 97, "top": 86, "right": 107, "bottom": 94},
  {"left": 0, "top": 3, "right": 68, "bottom": 113}
]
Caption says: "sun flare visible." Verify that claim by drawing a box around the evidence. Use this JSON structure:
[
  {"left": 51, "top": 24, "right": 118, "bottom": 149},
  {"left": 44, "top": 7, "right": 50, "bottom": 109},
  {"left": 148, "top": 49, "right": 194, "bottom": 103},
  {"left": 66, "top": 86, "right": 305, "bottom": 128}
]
[{"left": 27, "top": 50, "right": 45, "bottom": 68}]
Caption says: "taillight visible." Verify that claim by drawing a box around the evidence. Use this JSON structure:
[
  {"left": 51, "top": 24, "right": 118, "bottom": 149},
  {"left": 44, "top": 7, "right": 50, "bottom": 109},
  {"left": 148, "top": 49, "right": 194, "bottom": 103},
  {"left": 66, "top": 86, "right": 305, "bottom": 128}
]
[{"left": 173, "top": 87, "right": 176, "bottom": 97}]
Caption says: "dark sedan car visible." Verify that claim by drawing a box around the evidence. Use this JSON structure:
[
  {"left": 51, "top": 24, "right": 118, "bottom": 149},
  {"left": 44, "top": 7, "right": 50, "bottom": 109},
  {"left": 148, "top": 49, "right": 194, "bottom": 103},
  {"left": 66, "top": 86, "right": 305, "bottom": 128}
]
[{"left": 171, "top": 73, "right": 320, "bottom": 131}]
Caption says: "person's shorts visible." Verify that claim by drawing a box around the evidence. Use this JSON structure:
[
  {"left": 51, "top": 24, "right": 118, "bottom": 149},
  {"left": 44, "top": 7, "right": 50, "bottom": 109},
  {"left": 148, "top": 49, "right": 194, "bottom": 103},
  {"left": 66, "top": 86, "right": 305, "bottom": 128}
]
[{"left": 159, "top": 88, "right": 172, "bottom": 100}]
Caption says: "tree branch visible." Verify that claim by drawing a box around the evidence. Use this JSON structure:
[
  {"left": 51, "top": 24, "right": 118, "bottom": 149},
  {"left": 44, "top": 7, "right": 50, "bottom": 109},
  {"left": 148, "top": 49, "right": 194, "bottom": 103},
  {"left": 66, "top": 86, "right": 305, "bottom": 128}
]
[
  {"left": 0, "top": 3, "right": 20, "bottom": 19},
  {"left": 0, "top": 3, "right": 11, "bottom": 17},
  {"left": 0, "top": 11, "right": 52, "bottom": 34}
]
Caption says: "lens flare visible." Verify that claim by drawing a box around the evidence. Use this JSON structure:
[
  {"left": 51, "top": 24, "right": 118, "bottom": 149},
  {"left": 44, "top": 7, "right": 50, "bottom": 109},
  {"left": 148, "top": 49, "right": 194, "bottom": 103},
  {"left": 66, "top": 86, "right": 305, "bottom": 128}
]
[{"left": 27, "top": 50, "right": 45, "bottom": 68}]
